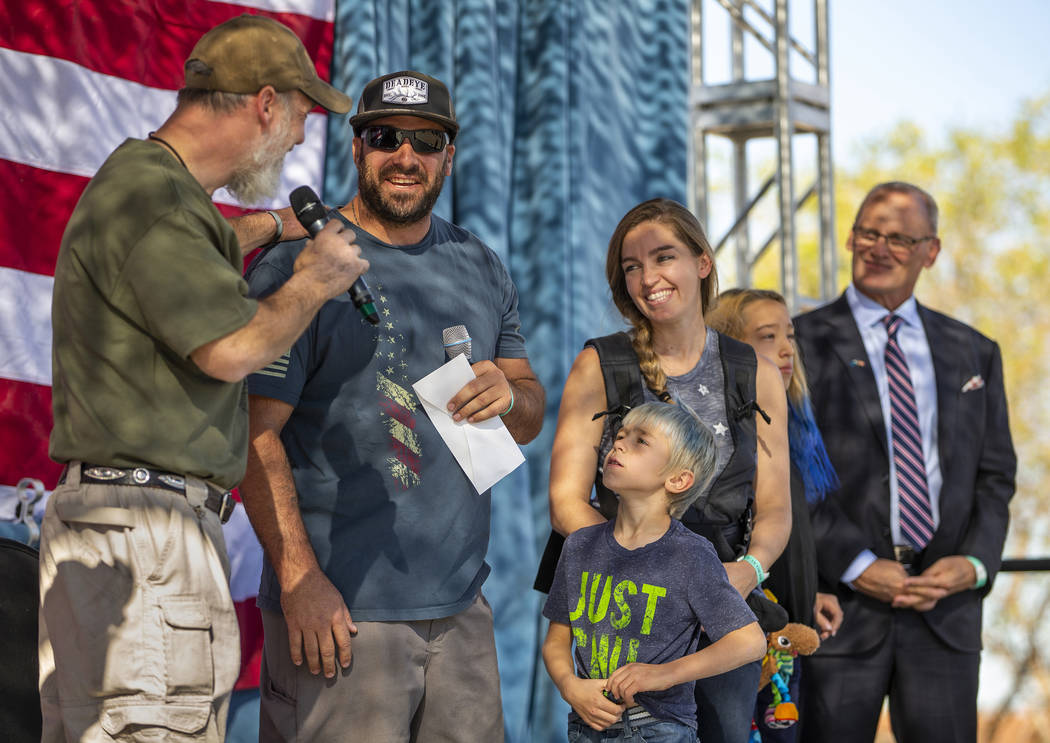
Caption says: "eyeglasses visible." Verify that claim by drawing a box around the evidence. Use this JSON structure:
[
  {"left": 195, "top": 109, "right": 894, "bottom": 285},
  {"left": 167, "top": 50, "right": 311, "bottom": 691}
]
[
  {"left": 361, "top": 125, "right": 448, "bottom": 154},
  {"left": 851, "top": 226, "right": 936, "bottom": 256}
]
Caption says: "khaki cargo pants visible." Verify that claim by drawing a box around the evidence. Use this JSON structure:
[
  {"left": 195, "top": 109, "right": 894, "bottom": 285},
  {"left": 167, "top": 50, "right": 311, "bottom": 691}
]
[{"left": 38, "top": 462, "right": 240, "bottom": 742}]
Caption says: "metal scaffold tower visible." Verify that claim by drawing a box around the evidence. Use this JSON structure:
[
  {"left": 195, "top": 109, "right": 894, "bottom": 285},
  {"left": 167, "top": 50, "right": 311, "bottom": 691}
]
[{"left": 691, "top": 0, "right": 836, "bottom": 311}]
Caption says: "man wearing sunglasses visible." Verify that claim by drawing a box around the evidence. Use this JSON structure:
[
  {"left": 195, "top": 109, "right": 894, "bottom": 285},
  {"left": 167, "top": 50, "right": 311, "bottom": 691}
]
[
  {"left": 238, "top": 71, "right": 545, "bottom": 742},
  {"left": 793, "top": 182, "right": 1015, "bottom": 743}
]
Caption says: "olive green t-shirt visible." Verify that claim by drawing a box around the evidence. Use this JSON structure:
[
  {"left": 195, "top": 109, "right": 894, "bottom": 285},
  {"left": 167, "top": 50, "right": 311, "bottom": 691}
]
[{"left": 49, "top": 138, "right": 258, "bottom": 488}]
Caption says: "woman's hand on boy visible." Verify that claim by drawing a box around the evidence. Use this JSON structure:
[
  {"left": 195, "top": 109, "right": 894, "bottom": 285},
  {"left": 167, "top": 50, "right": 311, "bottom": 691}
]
[
  {"left": 605, "top": 662, "right": 675, "bottom": 707},
  {"left": 564, "top": 677, "right": 624, "bottom": 730}
]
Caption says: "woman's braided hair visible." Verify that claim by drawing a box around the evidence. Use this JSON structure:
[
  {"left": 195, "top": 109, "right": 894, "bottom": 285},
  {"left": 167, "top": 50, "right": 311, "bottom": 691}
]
[{"left": 605, "top": 199, "right": 719, "bottom": 398}]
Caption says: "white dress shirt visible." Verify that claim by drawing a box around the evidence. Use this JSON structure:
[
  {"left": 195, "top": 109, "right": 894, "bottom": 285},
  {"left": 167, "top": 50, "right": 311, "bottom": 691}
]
[{"left": 839, "top": 284, "right": 943, "bottom": 584}]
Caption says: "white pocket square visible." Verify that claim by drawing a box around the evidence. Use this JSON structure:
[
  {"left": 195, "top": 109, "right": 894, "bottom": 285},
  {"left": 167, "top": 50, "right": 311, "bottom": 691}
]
[{"left": 961, "top": 375, "right": 984, "bottom": 393}]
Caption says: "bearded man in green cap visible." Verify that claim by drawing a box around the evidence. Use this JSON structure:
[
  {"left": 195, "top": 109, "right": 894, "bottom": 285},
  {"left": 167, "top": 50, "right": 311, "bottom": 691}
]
[{"left": 40, "top": 15, "right": 367, "bottom": 743}]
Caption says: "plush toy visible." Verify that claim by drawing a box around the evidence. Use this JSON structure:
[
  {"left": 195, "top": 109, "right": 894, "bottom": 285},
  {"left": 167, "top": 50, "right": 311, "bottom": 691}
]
[{"left": 748, "top": 623, "right": 821, "bottom": 742}]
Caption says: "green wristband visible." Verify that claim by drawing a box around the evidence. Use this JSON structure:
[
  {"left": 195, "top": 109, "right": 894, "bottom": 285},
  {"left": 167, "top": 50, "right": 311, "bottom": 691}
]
[
  {"left": 965, "top": 556, "right": 988, "bottom": 589},
  {"left": 737, "top": 553, "right": 767, "bottom": 585},
  {"left": 498, "top": 387, "right": 514, "bottom": 417}
]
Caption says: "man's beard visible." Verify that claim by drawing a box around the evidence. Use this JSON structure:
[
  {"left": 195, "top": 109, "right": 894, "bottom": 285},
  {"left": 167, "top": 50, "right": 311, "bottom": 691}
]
[
  {"left": 356, "top": 153, "right": 447, "bottom": 227},
  {"left": 227, "top": 115, "right": 293, "bottom": 206}
]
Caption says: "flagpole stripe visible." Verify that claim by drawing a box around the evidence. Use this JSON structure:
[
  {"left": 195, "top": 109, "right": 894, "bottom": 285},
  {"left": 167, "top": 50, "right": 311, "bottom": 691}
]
[
  {"left": 0, "top": 267, "right": 53, "bottom": 385},
  {"left": 0, "top": 377, "right": 61, "bottom": 489},
  {"left": 0, "top": 49, "right": 329, "bottom": 211},
  {"left": 1, "top": 0, "right": 335, "bottom": 90},
  {"left": 0, "top": 162, "right": 86, "bottom": 276},
  {"left": 223, "top": 503, "right": 265, "bottom": 601},
  {"left": 224, "top": 0, "right": 335, "bottom": 22},
  {"left": 232, "top": 598, "right": 264, "bottom": 691}
]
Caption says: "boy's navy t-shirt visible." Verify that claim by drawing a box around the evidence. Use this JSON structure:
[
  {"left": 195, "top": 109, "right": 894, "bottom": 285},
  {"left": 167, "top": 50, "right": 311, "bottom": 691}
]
[{"left": 543, "top": 519, "right": 756, "bottom": 729}]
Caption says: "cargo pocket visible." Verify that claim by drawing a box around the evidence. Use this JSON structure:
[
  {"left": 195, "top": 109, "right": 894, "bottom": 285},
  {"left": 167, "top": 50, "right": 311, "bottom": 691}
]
[
  {"left": 161, "top": 596, "right": 214, "bottom": 696},
  {"left": 99, "top": 697, "right": 211, "bottom": 736}
]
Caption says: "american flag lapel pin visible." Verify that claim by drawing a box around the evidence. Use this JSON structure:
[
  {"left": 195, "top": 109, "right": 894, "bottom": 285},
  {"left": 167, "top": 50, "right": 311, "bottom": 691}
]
[
  {"left": 850, "top": 359, "right": 867, "bottom": 368},
  {"left": 961, "top": 375, "right": 985, "bottom": 392}
]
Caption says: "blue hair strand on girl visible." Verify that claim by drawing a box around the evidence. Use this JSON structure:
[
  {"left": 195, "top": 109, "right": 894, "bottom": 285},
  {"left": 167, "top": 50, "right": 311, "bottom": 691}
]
[{"left": 788, "top": 397, "right": 840, "bottom": 504}]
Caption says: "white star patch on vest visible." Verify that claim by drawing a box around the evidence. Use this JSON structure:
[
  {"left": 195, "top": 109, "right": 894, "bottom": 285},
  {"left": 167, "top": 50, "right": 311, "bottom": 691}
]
[
  {"left": 713, "top": 422, "right": 728, "bottom": 436},
  {"left": 697, "top": 384, "right": 709, "bottom": 396}
]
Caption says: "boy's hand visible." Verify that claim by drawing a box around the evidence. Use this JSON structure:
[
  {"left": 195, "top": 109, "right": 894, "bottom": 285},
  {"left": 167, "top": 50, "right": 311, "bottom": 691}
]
[
  {"left": 605, "top": 662, "right": 675, "bottom": 707},
  {"left": 564, "top": 677, "right": 624, "bottom": 731}
]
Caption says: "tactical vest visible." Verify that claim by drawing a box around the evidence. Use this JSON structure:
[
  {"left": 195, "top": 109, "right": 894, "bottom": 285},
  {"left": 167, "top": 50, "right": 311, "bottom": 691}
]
[
  {"left": 534, "top": 330, "right": 760, "bottom": 591},
  {"left": 587, "top": 331, "right": 759, "bottom": 559}
]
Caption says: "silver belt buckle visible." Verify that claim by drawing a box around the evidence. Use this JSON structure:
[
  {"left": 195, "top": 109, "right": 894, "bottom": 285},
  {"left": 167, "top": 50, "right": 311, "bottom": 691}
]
[
  {"left": 894, "top": 545, "right": 917, "bottom": 566},
  {"left": 217, "top": 490, "right": 236, "bottom": 524}
]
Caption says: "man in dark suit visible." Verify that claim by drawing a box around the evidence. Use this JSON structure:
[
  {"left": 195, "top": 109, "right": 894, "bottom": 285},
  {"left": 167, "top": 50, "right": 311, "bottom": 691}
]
[{"left": 795, "top": 182, "right": 1016, "bottom": 743}]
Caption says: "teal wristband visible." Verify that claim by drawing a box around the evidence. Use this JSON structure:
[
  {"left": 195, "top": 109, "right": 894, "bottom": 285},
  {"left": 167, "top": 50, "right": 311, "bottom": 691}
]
[
  {"left": 964, "top": 556, "right": 988, "bottom": 589},
  {"left": 737, "top": 553, "right": 767, "bottom": 584},
  {"left": 498, "top": 387, "right": 514, "bottom": 417}
]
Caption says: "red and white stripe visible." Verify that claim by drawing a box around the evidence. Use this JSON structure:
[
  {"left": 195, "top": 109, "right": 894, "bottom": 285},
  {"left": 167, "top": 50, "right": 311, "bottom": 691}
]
[{"left": 1, "top": 0, "right": 341, "bottom": 690}]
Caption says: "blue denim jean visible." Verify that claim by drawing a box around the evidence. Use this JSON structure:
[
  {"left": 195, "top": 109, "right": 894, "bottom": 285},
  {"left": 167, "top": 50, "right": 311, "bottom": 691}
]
[
  {"left": 568, "top": 719, "right": 698, "bottom": 742},
  {"left": 694, "top": 654, "right": 763, "bottom": 743}
]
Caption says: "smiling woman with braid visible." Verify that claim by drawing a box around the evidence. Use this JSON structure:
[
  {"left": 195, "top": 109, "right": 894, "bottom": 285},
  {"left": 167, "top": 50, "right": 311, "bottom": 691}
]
[{"left": 541, "top": 198, "right": 791, "bottom": 743}]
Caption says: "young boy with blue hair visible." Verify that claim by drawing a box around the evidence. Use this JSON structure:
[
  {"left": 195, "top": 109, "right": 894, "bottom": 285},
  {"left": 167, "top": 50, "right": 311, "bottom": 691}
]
[{"left": 543, "top": 402, "right": 766, "bottom": 741}]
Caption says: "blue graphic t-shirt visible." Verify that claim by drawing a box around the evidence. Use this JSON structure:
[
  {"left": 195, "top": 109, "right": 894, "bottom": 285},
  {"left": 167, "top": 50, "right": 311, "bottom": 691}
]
[
  {"left": 542, "top": 519, "right": 756, "bottom": 729},
  {"left": 246, "top": 212, "right": 527, "bottom": 621}
]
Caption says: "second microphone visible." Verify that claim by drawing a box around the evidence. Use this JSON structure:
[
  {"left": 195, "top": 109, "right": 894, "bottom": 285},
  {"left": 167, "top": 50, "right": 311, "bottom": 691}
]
[{"left": 290, "top": 185, "right": 379, "bottom": 326}]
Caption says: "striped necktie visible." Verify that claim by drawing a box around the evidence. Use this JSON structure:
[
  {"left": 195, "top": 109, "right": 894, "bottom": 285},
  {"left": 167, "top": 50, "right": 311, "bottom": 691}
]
[{"left": 883, "top": 314, "right": 935, "bottom": 549}]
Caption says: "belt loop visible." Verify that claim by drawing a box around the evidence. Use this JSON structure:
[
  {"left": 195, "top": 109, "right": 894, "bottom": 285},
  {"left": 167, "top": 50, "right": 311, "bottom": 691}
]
[
  {"left": 622, "top": 709, "right": 636, "bottom": 738},
  {"left": 65, "top": 461, "right": 82, "bottom": 487},
  {"left": 183, "top": 475, "right": 209, "bottom": 517}
]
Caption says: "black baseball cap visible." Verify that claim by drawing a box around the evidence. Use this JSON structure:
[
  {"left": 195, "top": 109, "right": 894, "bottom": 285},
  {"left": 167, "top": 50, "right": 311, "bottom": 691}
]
[{"left": 349, "top": 70, "right": 458, "bottom": 142}]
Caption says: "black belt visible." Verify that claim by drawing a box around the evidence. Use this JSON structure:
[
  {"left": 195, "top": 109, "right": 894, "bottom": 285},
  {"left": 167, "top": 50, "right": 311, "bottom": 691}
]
[
  {"left": 893, "top": 545, "right": 923, "bottom": 572},
  {"left": 61, "top": 465, "right": 236, "bottom": 524}
]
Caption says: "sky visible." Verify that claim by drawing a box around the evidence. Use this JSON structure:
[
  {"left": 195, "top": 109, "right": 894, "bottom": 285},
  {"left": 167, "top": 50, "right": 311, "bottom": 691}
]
[
  {"left": 697, "top": 0, "right": 1050, "bottom": 164},
  {"left": 830, "top": 0, "right": 1050, "bottom": 164}
]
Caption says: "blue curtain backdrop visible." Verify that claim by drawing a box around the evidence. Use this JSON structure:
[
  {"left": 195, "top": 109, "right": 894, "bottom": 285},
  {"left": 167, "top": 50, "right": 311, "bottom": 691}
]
[{"left": 323, "top": 2, "right": 690, "bottom": 739}]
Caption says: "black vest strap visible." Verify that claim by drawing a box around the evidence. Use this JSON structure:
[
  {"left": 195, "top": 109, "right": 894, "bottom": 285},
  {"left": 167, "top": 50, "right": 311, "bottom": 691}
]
[
  {"left": 584, "top": 332, "right": 643, "bottom": 519},
  {"left": 533, "top": 329, "right": 762, "bottom": 593},
  {"left": 587, "top": 331, "right": 759, "bottom": 560}
]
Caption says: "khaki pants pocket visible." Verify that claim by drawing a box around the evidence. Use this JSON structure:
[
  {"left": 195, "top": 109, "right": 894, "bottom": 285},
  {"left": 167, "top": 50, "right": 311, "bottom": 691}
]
[
  {"left": 162, "top": 596, "right": 214, "bottom": 696},
  {"left": 99, "top": 697, "right": 211, "bottom": 737}
]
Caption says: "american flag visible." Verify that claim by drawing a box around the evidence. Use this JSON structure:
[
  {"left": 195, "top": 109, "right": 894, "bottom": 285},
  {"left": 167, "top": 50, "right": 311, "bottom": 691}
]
[{"left": 0, "top": 0, "right": 342, "bottom": 691}]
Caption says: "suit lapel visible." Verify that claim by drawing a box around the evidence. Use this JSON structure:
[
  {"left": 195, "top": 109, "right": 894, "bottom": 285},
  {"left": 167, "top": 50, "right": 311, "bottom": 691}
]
[
  {"left": 823, "top": 295, "right": 889, "bottom": 456},
  {"left": 919, "top": 304, "right": 963, "bottom": 491}
]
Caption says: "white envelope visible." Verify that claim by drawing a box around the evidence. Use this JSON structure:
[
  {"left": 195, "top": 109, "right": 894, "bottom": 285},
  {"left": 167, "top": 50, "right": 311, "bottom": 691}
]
[{"left": 412, "top": 354, "right": 526, "bottom": 494}]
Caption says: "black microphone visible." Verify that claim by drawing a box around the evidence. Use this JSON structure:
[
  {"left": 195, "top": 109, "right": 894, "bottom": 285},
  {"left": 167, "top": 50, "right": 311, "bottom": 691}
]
[{"left": 289, "top": 186, "right": 379, "bottom": 325}]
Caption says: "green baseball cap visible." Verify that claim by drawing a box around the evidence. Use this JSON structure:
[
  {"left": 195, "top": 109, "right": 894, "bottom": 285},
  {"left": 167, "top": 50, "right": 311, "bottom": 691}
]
[{"left": 184, "top": 14, "right": 351, "bottom": 114}]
